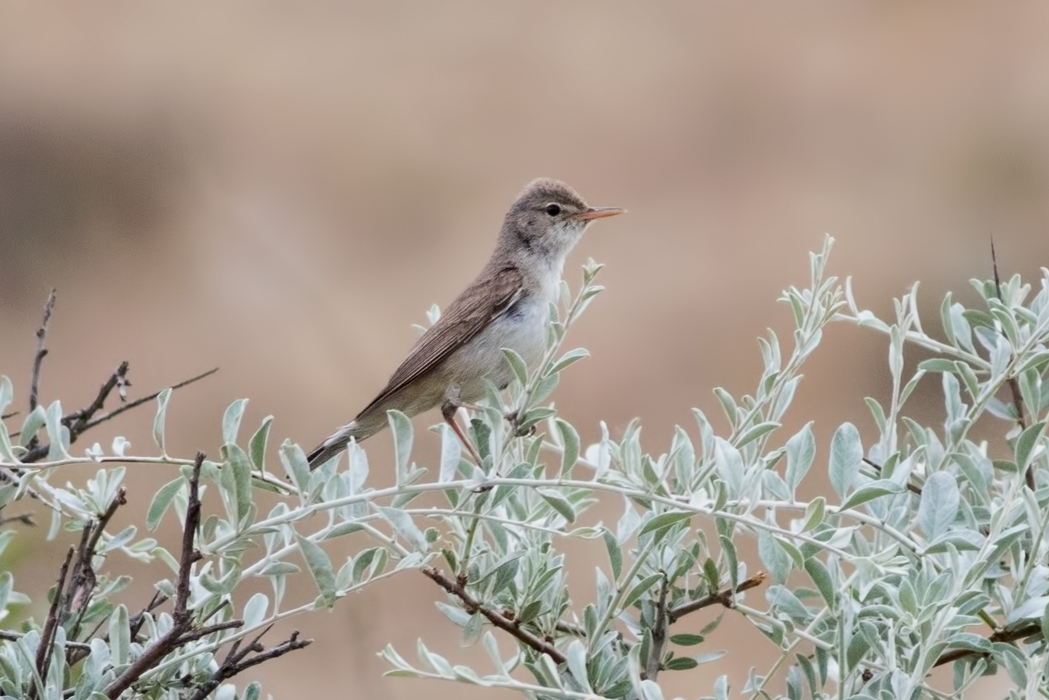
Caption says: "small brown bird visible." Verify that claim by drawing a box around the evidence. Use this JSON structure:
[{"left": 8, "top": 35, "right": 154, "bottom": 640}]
[{"left": 307, "top": 178, "right": 623, "bottom": 469}]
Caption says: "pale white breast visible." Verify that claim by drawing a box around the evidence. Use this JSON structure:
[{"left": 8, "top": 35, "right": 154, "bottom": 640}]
[{"left": 448, "top": 273, "right": 559, "bottom": 402}]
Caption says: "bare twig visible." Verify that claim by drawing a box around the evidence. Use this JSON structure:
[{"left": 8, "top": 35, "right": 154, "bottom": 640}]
[
  {"left": 29, "top": 290, "right": 56, "bottom": 414},
  {"left": 990, "top": 237, "right": 1034, "bottom": 490},
  {"left": 863, "top": 457, "right": 922, "bottom": 496},
  {"left": 667, "top": 571, "right": 768, "bottom": 624},
  {"left": 422, "top": 566, "right": 567, "bottom": 664},
  {"left": 104, "top": 453, "right": 206, "bottom": 699},
  {"left": 0, "top": 629, "right": 91, "bottom": 652},
  {"left": 18, "top": 367, "right": 218, "bottom": 464},
  {"left": 64, "top": 490, "right": 126, "bottom": 642},
  {"left": 34, "top": 546, "right": 74, "bottom": 698},
  {"left": 184, "top": 627, "right": 311, "bottom": 700},
  {"left": 0, "top": 512, "right": 34, "bottom": 526},
  {"left": 934, "top": 620, "right": 1040, "bottom": 667}
]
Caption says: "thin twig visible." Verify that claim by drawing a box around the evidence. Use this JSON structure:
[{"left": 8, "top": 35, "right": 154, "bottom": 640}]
[
  {"left": 104, "top": 453, "right": 205, "bottom": 700},
  {"left": 991, "top": 237, "right": 1034, "bottom": 490},
  {"left": 422, "top": 566, "right": 567, "bottom": 664},
  {"left": 934, "top": 620, "right": 1040, "bottom": 667},
  {"left": 0, "top": 629, "right": 91, "bottom": 652},
  {"left": 29, "top": 290, "right": 56, "bottom": 414},
  {"left": 863, "top": 457, "right": 922, "bottom": 496},
  {"left": 184, "top": 628, "right": 310, "bottom": 700},
  {"left": 0, "top": 512, "right": 34, "bottom": 526},
  {"left": 18, "top": 367, "right": 218, "bottom": 464},
  {"left": 34, "top": 546, "right": 74, "bottom": 697},
  {"left": 667, "top": 571, "right": 768, "bottom": 624}
]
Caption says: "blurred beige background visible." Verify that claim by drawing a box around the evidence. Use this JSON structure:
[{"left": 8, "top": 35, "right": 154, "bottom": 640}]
[{"left": 2, "top": 2, "right": 1048, "bottom": 697}]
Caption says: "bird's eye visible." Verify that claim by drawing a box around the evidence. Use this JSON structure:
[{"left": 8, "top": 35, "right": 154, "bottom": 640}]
[{"left": 544, "top": 204, "right": 561, "bottom": 216}]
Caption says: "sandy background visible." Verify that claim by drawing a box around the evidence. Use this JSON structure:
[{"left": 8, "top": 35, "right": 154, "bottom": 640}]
[{"left": 2, "top": 2, "right": 1048, "bottom": 697}]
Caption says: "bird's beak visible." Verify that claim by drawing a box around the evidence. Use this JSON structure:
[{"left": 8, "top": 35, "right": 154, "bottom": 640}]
[{"left": 574, "top": 207, "right": 625, "bottom": 221}]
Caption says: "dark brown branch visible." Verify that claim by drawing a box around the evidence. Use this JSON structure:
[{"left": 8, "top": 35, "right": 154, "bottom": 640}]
[
  {"left": 184, "top": 628, "right": 311, "bottom": 700},
  {"left": 990, "top": 237, "right": 1034, "bottom": 490},
  {"left": 934, "top": 620, "right": 1040, "bottom": 667},
  {"left": 422, "top": 566, "right": 567, "bottom": 664},
  {"left": 34, "top": 546, "right": 74, "bottom": 698},
  {"left": 29, "top": 290, "right": 56, "bottom": 414},
  {"left": 64, "top": 490, "right": 125, "bottom": 641},
  {"left": 18, "top": 367, "right": 218, "bottom": 464},
  {"left": 104, "top": 453, "right": 205, "bottom": 699},
  {"left": 667, "top": 571, "right": 768, "bottom": 624}
]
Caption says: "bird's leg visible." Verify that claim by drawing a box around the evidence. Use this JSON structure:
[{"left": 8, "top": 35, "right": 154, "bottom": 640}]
[
  {"left": 442, "top": 385, "right": 484, "bottom": 465},
  {"left": 502, "top": 410, "right": 536, "bottom": 438}
]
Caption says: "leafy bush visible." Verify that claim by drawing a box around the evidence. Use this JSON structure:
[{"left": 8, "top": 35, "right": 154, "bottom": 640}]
[{"left": 2, "top": 237, "right": 1049, "bottom": 699}]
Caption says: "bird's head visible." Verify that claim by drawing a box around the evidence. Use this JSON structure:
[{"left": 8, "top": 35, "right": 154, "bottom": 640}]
[{"left": 501, "top": 178, "right": 623, "bottom": 265}]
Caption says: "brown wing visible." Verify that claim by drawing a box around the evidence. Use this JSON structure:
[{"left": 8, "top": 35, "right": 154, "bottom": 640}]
[{"left": 355, "top": 265, "right": 525, "bottom": 416}]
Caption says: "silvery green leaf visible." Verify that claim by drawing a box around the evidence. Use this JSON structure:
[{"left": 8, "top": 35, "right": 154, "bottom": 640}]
[
  {"left": 45, "top": 400, "right": 70, "bottom": 460},
  {"left": 0, "top": 420, "right": 16, "bottom": 462},
  {"left": 501, "top": 348, "right": 529, "bottom": 386},
  {"left": 1015, "top": 421, "right": 1046, "bottom": 475},
  {"left": 109, "top": 604, "right": 130, "bottom": 666},
  {"left": 566, "top": 639, "right": 592, "bottom": 691},
  {"left": 530, "top": 373, "right": 560, "bottom": 405},
  {"left": 248, "top": 415, "right": 273, "bottom": 472},
  {"left": 828, "top": 422, "right": 862, "bottom": 499},
  {"left": 222, "top": 443, "right": 254, "bottom": 525},
  {"left": 757, "top": 529, "right": 792, "bottom": 584},
  {"left": 19, "top": 405, "right": 46, "bottom": 448},
  {"left": 152, "top": 388, "right": 172, "bottom": 453},
  {"left": 556, "top": 418, "right": 580, "bottom": 478},
  {"left": 0, "top": 375, "right": 11, "bottom": 416},
  {"left": 260, "top": 562, "right": 300, "bottom": 576},
  {"left": 438, "top": 424, "right": 460, "bottom": 483},
  {"left": 348, "top": 440, "right": 369, "bottom": 493},
  {"left": 242, "top": 592, "right": 268, "bottom": 629},
  {"left": 548, "top": 347, "right": 589, "bottom": 376},
  {"left": 278, "top": 441, "right": 311, "bottom": 496},
  {"left": 621, "top": 573, "right": 662, "bottom": 610},
  {"left": 918, "top": 471, "right": 959, "bottom": 540},
  {"left": 296, "top": 533, "right": 337, "bottom": 608},
  {"left": 378, "top": 506, "right": 428, "bottom": 552},
  {"left": 639, "top": 511, "right": 691, "bottom": 537},
  {"left": 736, "top": 421, "right": 780, "bottom": 449},
  {"left": 482, "top": 632, "right": 509, "bottom": 676},
  {"left": 839, "top": 480, "right": 902, "bottom": 511},
  {"left": 387, "top": 410, "right": 413, "bottom": 486},
  {"left": 222, "top": 398, "right": 248, "bottom": 446},
  {"left": 713, "top": 387, "right": 739, "bottom": 430},
  {"left": 1008, "top": 595, "right": 1049, "bottom": 624},
  {"left": 536, "top": 488, "right": 575, "bottom": 523},
  {"left": 784, "top": 422, "right": 815, "bottom": 496},
  {"left": 801, "top": 496, "right": 825, "bottom": 532},
  {"left": 111, "top": 436, "right": 130, "bottom": 457},
  {"left": 460, "top": 612, "right": 483, "bottom": 647},
  {"left": 104, "top": 525, "right": 137, "bottom": 552},
  {"left": 602, "top": 529, "right": 622, "bottom": 579},
  {"left": 714, "top": 437, "right": 743, "bottom": 499}
]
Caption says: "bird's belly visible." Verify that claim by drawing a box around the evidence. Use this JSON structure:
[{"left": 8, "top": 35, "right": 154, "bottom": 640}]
[{"left": 447, "top": 298, "right": 548, "bottom": 402}]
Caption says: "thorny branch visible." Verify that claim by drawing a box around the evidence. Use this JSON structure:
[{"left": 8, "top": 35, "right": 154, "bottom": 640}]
[{"left": 422, "top": 566, "right": 567, "bottom": 664}]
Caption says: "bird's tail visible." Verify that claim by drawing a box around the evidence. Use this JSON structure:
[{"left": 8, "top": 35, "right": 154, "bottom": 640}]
[{"left": 306, "top": 418, "right": 385, "bottom": 470}]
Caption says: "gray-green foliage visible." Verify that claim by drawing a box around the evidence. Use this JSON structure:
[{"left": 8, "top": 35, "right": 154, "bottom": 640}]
[{"left": 2, "top": 238, "right": 1049, "bottom": 699}]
